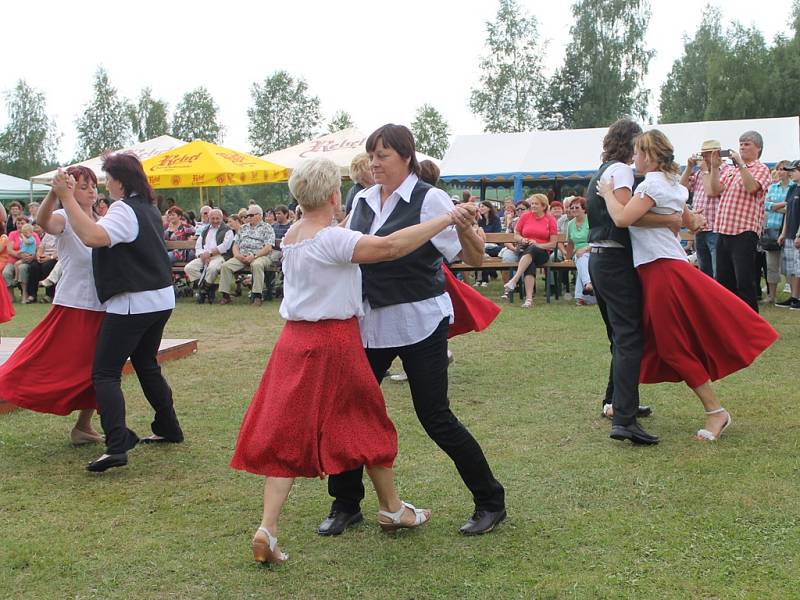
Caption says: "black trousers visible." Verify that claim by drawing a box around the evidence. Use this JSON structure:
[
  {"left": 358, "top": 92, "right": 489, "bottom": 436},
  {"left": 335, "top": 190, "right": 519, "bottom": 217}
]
[
  {"left": 26, "top": 259, "right": 57, "bottom": 298},
  {"left": 327, "top": 318, "right": 505, "bottom": 513},
  {"left": 588, "top": 249, "right": 643, "bottom": 426},
  {"left": 715, "top": 232, "right": 759, "bottom": 312},
  {"left": 92, "top": 310, "right": 183, "bottom": 454}
]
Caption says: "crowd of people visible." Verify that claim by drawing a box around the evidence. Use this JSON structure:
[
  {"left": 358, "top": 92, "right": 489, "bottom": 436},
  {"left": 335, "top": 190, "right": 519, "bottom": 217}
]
[{"left": 0, "top": 119, "right": 791, "bottom": 568}]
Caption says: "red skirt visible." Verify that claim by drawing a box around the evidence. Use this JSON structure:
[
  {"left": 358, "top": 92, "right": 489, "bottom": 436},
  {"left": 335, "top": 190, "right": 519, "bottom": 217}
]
[
  {"left": 444, "top": 267, "right": 501, "bottom": 339},
  {"left": 230, "top": 317, "right": 397, "bottom": 478},
  {"left": 0, "top": 305, "right": 104, "bottom": 414},
  {"left": 638, "top": 259, "right": 779, "bottom": 388},
  {"left": 0, "top": 284, "right": 13, "bottom": 323}
]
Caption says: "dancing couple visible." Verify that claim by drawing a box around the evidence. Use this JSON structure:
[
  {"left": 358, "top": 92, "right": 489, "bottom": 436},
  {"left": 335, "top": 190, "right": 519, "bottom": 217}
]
[
  {"left": 588, "top": 120, "right": 777, "bottom": 445},
  {"left": 231, "top": 124, "right": 506, "bottom": 565}
]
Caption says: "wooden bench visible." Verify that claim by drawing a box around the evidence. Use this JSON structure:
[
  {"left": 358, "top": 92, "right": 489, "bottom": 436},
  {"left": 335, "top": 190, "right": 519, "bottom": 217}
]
[{"left": 449, "top": 232, "right": 576, "bottom": 303}]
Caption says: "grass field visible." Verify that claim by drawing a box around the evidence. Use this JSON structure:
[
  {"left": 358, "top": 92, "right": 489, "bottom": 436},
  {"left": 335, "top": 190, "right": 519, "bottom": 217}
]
[{"left": 1, "top": 283, "right": 798, "bottom": 599}]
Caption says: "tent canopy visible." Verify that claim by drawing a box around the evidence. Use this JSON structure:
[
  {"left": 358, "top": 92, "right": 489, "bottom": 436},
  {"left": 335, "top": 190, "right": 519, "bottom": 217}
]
[
  {"left": 440, "top": 116, "right": 800, "bottom": 184},
  {"left": 0, "top": 172, "right": 50, "bottom": 202},
  {"left": 141, "top": 140, "right": 288, "bottom": 189},
  {"left": 261, "top": 127, "right": 439, "bottom": 179},
  {"left": 31, "top": 135, "right": 187, "bottom": 185}
]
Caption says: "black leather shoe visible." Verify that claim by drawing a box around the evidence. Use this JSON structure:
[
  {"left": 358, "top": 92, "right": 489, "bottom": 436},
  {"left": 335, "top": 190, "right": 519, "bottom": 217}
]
[
  {"left": 86, "top": 453, "right": 128, "bottom": 472},
  {"left": 317, "top": 510, "right": 363, "bottom": 536},
  {"left": 637, "top": 405, "right": 653, "bottom": 418},
  {"left": 610, "top": 421, "right": 659, "bottom": 445},
  {"left": 140, "top": 435, "right": 183, "bottom": 444},
  {"left": 459, "top": 509, "right": 507, "bottom": 535}
]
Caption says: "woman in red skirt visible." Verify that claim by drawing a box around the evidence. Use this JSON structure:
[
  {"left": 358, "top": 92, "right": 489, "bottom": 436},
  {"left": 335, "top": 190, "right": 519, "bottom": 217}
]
[
  {"left": 0, "top": 166, "right": 105, "bottom": 444},
  {"left": 598, "top": 129, "right": 778, "bottom": 441},
  {"left": 230, "top": 157, "right": 476, "bottom": 564}
]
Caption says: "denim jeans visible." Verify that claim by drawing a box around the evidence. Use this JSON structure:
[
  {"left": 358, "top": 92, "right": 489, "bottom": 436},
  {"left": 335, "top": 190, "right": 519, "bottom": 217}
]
[{"left": 694, "top": 231, "right": 718, "bottom": 279}]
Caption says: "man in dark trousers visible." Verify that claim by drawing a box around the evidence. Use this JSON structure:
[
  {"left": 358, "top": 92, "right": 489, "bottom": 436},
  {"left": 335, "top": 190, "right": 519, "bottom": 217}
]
[{"left": 319, "top": 124, "right": 506, "bottom": 536}]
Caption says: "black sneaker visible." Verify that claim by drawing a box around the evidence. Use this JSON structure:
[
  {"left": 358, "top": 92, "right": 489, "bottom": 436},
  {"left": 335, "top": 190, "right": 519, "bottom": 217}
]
[
  {"left": 790, "top": 299, "right": 800, "bottom": 310},
  {"left": 775, "top": 297, "right": 796, "bottom": 308}
]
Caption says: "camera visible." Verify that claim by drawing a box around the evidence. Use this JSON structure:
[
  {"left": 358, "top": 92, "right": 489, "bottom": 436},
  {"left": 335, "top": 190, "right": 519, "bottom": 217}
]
[{"left": 719, "top": 149, "right": 732, "bottom": 158}]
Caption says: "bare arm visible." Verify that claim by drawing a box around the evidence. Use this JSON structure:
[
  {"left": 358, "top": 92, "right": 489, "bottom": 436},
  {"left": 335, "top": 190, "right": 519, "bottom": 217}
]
[
  {"left": 35, "top": 190, "right": 66, "bottom": 235},
  {"left": 352, "top": 213, "right": 455, "bottom": 264},
  {"left": 53, "top": 171, "right": 110, "bottom": 247},
  {"left": 0, "top": 203, "right": 5, "bottom": 224},
  {"left": 679, "top": 158, "right": 696, "bottom": 188}
]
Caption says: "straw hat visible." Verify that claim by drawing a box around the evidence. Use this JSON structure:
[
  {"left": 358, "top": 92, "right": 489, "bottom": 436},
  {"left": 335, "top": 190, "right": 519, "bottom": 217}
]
[{"left": 700, "top": 139, "right": 722, "bottom": 153}]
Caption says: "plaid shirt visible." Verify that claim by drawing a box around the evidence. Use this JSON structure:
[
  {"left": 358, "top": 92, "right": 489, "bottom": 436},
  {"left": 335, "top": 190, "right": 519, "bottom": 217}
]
[
  {"left": 714, "top": 160, "right": 771, "bottom": 235},
  {"left": 688, "top": 163, "right": 729, "bottom": 232}
]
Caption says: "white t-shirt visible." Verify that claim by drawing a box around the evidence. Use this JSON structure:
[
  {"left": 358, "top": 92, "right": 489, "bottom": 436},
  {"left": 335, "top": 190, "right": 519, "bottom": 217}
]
[
  {"left": 629, "top": 171, "right": 689, "bottom": 267},
  {"left": 350, "top": 173, "right": 460, "bottom": 348},
  {"left": 51, "top": 209, "right": 105, "bottom": 311},
  {"left": 591, "top": 162, "right": 636, "bottom": 248},
  {"left": 279, "top": 226, "right": 364, "bottom": 321},
  {"left": 96, "top": 199, "right": 175, "bottom": 315}
]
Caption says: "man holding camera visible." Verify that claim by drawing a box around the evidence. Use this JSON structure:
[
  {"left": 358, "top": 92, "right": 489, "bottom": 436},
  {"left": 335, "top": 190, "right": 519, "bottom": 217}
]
[
  {"left": 706, "top": 131, "right": 772, "bottom": 312},
  {"left": 680, "top": 140, "right": 730, "bottom": 278}
]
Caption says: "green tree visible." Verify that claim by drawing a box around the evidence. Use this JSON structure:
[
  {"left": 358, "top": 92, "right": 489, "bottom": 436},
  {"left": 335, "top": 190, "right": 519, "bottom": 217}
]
[
  {"left": 659, "top": 6, "right": 725, "bottom": 123},
  {"left": 762, "top": 1, "right": 800, "bottom": 118},
  {"left": 411, "top": 104, "right": 450, "bottom": 159},
  {"left": 75, "top": 66, "right": 133, "bottom": 159},
  {"left": 128, "top": 87, "right": 169, "bottom": 142},
  {"left": 247, "top": 71, "right": 322, "bottom": 155},
  {"left": 0, "top": 80, "right": 59, "bottom": 178},
  {"left": 171, "top": 87, "right": 224, "bottom": 144},
  {"left": 327, "top": 110, "right": 355, "bottom": 133},
  {"left": 469, "top": 0, "right": 547, "bottom": 132},
  {"left": 541, "top": 0, "right": 654, "bottom": 129}
]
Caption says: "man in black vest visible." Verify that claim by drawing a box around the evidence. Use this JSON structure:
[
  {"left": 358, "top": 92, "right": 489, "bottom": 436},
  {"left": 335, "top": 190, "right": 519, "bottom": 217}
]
[
  {"left": 319, "top": 124, "right": 506, "bottom": 537},
  {"left": 54, "top": 153, "right": 183, "bottom": 472},
  {"left": 184, "top": 208, "right": 234, "bottom": 303}
]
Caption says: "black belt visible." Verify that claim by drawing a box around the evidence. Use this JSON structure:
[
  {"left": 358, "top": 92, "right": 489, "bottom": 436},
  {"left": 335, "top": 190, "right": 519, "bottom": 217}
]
[{"left": 590, "top": 246, "right": 627, "bottom": 254}]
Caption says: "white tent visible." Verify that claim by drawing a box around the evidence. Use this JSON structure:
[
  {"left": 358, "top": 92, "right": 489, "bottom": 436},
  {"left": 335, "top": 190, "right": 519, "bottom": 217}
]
[
  {"left": 31, "top": 135, "right": 187, "bottom": 185},
  {"left": 261, "top": 127, "right": 439, "bottom": 178},
  {"left": 440, "top": 116, "right": 800, "bottom": 187},
  {"left": 1, "top": 172, "right": 50, "bottom": 202}
]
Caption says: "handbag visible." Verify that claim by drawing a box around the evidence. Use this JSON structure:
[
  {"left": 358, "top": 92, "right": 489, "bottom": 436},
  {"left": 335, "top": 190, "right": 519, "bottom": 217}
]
[{"left": 759, "top": 227, "right": 782, "bottom": 252}]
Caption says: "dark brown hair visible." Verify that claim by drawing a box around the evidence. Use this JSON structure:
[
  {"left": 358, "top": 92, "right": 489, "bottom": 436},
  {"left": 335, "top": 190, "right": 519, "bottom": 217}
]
[
  {"left": 366, "top": 124, "right": 420, "bottom": 176},
  {"left": 601, "top": 118, "right": 642, "bottom": 164},
  {"left": 419, "top": 159, "right": 440, "bottom": 186},
  {"left": 101, "top": 152, "right": 157, "bottom": 204}
]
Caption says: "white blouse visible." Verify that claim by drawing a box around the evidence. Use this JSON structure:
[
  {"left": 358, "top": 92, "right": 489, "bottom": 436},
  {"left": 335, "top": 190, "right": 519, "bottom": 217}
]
[
  {"left": 278, "top": 226, "right": 364, "bottom": 322},
  {"left": 51, "top": 209, "right": 105, "bottom": 312},
  {"left": 629, "top": 171, "right": 689, "bottom": 268}
]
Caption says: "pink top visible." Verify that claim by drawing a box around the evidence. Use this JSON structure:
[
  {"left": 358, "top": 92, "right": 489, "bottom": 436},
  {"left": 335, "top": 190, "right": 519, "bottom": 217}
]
[
  {"left": 5, "top": 230, "right": 41, "bottom": 264},
  {"left": 515, "top": 211, "right": 557, "bottom": 244}
]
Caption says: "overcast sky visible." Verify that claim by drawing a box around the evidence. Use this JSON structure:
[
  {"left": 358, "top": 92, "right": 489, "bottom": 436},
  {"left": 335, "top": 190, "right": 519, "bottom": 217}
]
[{"left": 1, "top": 0, "right": 794, "bottom": 163}]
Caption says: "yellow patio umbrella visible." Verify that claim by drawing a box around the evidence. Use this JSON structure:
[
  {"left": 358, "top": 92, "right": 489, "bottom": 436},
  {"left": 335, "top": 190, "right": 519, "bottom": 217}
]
[{"left": 141, "top": 140, "right": 289, "bottom": 201}]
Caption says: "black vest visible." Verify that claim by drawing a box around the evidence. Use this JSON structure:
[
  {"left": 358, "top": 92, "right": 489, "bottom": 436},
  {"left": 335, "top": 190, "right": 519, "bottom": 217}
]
[
  {"left": 200, "top": 223, "right": 233, "bottom": 259},
  {"left": 93, "top": 195, "right": 173, "bottom": 303},
  {"left": 350, "top": 181, "right": 444, "bottom": 308},
  {"left": 586, "top": 161, "right": 632, "bottom": 248}
]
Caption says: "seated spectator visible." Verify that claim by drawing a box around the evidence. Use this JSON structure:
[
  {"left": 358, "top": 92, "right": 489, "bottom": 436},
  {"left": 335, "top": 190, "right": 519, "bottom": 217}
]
[
  {"left": 237, "top": 207, "right": 249, "bottom": 220},
  {"left": 264, "top": 209, "right": 276, "bottom": 225},
  {"left": 272, "top": 204, "right": 291, "bottom": 242},
  {"left": 219, "top": 205, "right": 276, "bottom": 306},
  {"left": 477, "top": 201, "right": 502, "bottom": 287},
  {"left": 196, "top": 204, "right": 212, "bottom": 231},
  {"left": 227, "top": 213, "right": 242, "bottom": 234},
  {"left": 26, "top": 227, "right": 58, "bottom": 303},
  {"left": 95, "top": 194, "right": 110, "bottom": 217},
  {"left": 166, "top": 197, "right": 176, "bottom": 210},
  {"left": 3, "top": 216, "right": 39, "bottom": 302},
  {"left": 502, "top": 194, "right": 558, "bottom": 308},
  {"left": 565, "top": 197, "right": 596, "bottom": 306},
  {"left": 5, "top": 201, "right": 24, "bottom": 233},
  {"left": 499, "top": 201, "right": 529, "bottom": 295},
  {"left": 27, "top": 201, "right": 40, "bottom": 224},
  {"left": 163, "top": 206, "right": 195, "bottom": 265},
  {"left": 184, "top": 208, "right": 234, "bottom": 302}
]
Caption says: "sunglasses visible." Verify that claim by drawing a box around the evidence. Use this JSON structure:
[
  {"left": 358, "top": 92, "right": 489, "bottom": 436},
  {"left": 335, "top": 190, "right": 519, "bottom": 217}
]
[{"left": 246, "top": 213, "right": 259, "bottom": 217}]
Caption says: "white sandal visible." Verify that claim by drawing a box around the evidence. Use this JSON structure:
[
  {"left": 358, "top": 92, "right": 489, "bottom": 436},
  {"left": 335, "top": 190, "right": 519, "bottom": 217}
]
[
  {"left": 503, "top": 280, "right": 517, "bottom": 293},
  {"left": 252, "top": 526, "right": 288, "bottom": 564},
  {"left": 696, "top": 408, "right": 732, "bottom": 441},
  {"left": 378, "top": 501, "right": 431, "bottom": 532},
  {"left": 521, "top": 299, "right": 533, "bottom": 308}
]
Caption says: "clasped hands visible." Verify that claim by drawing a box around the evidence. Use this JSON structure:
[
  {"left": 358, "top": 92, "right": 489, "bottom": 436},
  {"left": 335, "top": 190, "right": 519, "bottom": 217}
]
[
  {"left": 450, "top": 202, "right": 478, "bottom": 231},
  {"left": 52, "top": 168, "right": 76, "bottom": 197}
]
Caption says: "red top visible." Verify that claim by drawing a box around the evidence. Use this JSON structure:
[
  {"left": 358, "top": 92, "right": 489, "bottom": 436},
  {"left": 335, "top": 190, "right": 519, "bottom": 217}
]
[{"left": 515, "top": 211, "right": 557, "bottom": 244}]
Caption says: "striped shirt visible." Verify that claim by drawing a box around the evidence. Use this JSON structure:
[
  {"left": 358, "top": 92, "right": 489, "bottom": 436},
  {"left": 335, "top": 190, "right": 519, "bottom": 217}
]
[
  {"left": 688, "top": 163, "right": 729, "bottom": 232},
  {"left": 714, "top": 160, "right": 771, "bottom": 236}
]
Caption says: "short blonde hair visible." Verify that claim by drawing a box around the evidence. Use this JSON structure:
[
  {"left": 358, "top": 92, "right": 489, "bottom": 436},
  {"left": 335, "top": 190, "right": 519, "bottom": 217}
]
[
  {"left": 529, "top": 193, "right": 549, "bottom": 211},
  {"left": 349, "top": 152, "right": 371, "bottom": 183},
  {"left": 289, "top": 157, "right": 341, "bottom": 211},
  {"left": 20, "top": 223, "right": 34, "bottom": 236}
]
